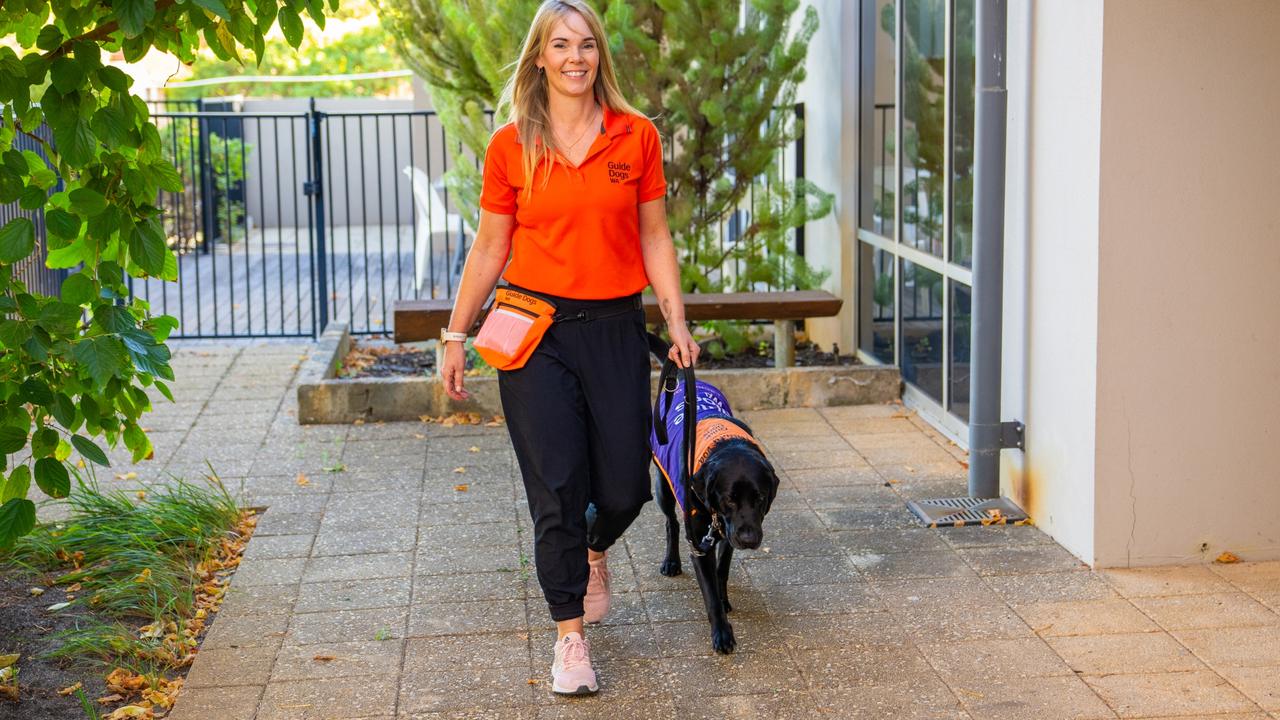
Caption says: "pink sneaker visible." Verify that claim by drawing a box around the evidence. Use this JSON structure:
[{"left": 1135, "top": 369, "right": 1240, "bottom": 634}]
[
  {"left": 583, "top": 552, "right": 611, "bottom": 624},
  {"left": 551, "top": 631, "right": 598, "bottom": 695}
]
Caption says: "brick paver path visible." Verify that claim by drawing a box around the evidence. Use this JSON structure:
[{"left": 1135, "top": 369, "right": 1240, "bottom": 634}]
[{"left": 80, "top": 342, "right": 1280, "bottom": 719}]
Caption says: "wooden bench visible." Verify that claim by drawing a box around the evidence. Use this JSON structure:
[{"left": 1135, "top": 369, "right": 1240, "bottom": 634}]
[{"left": 393, "top": 290, "right": 843, "bottom": 367}]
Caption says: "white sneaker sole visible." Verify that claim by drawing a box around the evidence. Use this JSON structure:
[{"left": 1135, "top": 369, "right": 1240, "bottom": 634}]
[{"left": 552, "top": 679, "right": 599, "bottom": 695}]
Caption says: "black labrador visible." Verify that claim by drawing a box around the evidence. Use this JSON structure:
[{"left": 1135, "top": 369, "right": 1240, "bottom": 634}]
[{"left": 647, "top": 341, "right": 780, "bottom": 654}]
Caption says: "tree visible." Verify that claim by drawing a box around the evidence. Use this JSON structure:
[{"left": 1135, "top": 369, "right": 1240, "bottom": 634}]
[
  {"left": 375, "top": 0, "right": 833, "bottom": 296},
  {"left": 0, "top": 0, "right": 331, "bottom": 547}
]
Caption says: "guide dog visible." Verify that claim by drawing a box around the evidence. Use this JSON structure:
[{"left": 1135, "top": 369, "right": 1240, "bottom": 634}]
[{"left": 647, "top": 335, "right": 780, "bottom": 654}]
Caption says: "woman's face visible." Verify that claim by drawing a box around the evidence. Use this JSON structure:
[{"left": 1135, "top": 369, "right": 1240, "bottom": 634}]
[{"left": 536, "top": 11, "right": 599, "bottom": 100}]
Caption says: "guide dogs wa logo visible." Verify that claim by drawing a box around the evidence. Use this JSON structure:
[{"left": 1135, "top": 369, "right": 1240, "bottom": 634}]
[{"left": 608, "top": 161, "right": 631, "bottom": 184}]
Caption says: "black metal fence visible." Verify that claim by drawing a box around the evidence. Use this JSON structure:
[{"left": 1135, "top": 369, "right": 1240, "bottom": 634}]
[
  {"left": 1, "top": 121, "right": 66, "bottom": 298},
  {"left": 5, "top": 100, "right": 807, "bottom": 339}
]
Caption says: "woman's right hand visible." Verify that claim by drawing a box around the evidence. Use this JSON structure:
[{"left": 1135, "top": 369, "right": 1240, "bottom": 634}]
[{"left": 441, "top": 342, "right": 470, "bottom": 401}]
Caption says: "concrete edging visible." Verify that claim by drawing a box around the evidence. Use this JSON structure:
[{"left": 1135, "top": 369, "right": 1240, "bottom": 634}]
[{"left": 297, "top": 324, "right": 902, "bottom": 424}]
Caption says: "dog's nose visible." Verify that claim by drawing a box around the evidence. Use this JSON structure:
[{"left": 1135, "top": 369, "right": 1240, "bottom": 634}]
[{"left": 735, "top": 527, "right": 762, "bottom": 549}]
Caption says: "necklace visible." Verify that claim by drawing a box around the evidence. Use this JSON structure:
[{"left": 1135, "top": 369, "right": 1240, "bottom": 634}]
[{"left": 553, "top": 104, "right": 599, "bottom": 155}]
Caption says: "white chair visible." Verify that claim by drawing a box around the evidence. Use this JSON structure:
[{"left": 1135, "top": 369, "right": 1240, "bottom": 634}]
[{"left": 402, "top": 165, "right": 474, "bottom": 293}]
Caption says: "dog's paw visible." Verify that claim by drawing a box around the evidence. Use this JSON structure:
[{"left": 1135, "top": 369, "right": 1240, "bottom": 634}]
[
  {"left": 721, "top": 597, "right": 733, "bottom": 614},
  {"left": 659, "top": 559, "right": 682, "bottom": 576},
  {"left": 711, "top": 624, "right": 737, "bottom": 654}
]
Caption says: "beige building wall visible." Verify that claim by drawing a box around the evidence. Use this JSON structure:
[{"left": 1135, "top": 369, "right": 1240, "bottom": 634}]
[{"left": 1092, "top": 0, "right": 1280, "bottom": 565}]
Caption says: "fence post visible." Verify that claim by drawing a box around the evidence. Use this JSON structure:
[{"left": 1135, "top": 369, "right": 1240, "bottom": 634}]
[
  {"left": 307, "top": 98, "right": 330, "bottom": 336},
  {"left": 794, "top": 102, "right": 806, "bottom": 265},
  {"left": 197, "top": 98, "right": 215, "bottom": 254}
]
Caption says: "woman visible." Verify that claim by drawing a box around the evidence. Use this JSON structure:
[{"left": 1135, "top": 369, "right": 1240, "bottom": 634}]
[{"left": 439, "top": 0, "right": 698, "bottom": 696}]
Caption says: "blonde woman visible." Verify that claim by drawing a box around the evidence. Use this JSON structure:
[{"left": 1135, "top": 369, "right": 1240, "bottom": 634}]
[{"left": 439, "top": 0, "right": 697, "bottom": 696}]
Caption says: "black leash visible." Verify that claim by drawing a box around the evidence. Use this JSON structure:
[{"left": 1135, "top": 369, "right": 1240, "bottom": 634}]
[{"left": 648, "top": 333, "right": 720, "bottom": 556}]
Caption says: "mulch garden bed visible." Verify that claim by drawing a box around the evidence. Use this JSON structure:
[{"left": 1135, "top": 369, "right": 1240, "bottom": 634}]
[
  {"left": 339, "top": 338, "right": 859, "bottom": 378},
  {"left": 0, "top": 572, "right": 111, "bottom": 720}
]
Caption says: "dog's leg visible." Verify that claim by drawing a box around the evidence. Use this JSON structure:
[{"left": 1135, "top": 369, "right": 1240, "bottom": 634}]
[
  {"left": 691, "top": 550, "right": 735, "bottom": 653},
  {"left": 716, "top": 540, "right": 734, "bottom": 613},
  {"left": 657, "top": 471, "right": 682, "bottom": 577}
]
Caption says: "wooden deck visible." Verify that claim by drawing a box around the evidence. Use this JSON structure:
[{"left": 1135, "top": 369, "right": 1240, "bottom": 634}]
[{"left": 127, "top": 225, "right": 463, "bottom": 338}]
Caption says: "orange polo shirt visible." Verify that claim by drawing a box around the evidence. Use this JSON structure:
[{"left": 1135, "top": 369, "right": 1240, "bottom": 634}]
[{"left": 479, "top": 107, "right": 667, "bottom": 299}]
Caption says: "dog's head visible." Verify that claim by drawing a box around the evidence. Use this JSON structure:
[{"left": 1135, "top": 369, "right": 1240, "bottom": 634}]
[{"left": 694, "top": 439, "right": 780, "bottom": 550}]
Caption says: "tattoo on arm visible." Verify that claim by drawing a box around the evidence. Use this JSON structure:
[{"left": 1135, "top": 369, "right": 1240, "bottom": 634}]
[{"left": 661, "top": 298, "right": 673, "bottom": 323}]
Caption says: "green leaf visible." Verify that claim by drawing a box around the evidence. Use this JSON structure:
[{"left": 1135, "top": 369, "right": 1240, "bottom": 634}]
[
  {"left": 49, "top": 57, "right": 86, "bottom": 94},
  {"left": 30, "top": 427, "right": 59, "bottom": 458},
  {"left": 46, "top": 207, "right": 82, "bottom": 240},
  {"left": 277, "top": 6, "right": 304, "bottom": 48},
  {"left": 52, "top": 117, "right": 98, "bottom": 166},
  {"left": 0, "top": 498, "right": 37, "bottom": 549},
  {"left": 0, "top": 217, "right": 35, "bottom": 263},
  {"left": 0, "top": 426, "right": 28, "bottom": 454},
  {"left": 154, "top": 381, "right": 174, "bottom": 402},
  {"left": 33, "top": 458, "right": 71, "bottom": 498},
  {"left": 97, "top": 66, "right": 133, "bottom": 93},
  {"left": 36, "top": 25, "right": 64, "bottom": 52},
  {"left": 61, "top": 272, "right": 95, "bottom": 305},
  {"left": 45, "top": 241, "right": 93, "bottom": 269},
  {"left": 193, "top": 0, "right": 232, "bottom": 20},
  {"left": 95, "top": 305, "right": 136, "bottom": 334},
  {"left": 128, "top": 224, "right": 167, "bottom": 276},
  {"left": 70, "top": 435, "right": 110, "bottom": 467},
  {"left": 72, "top": 336, "right": 128, "bottom": 387},
  {"left": 150, "top": 161, "right": 184, "bottom": 193},
  {"left": 91, "top": 104, "right": 132, "bottom": 149},
  {"left": 19, "top": 378, "right": 54, "bottom": 406},
  {"left": 2, "top": 466, "right": 31, "bottom": 504},
  {"left": 19, "top": 184, "right": 48, "bottom": 210},
  {"left": 150, "top": 314, "right": 179, "bottom": 341},
  {"left": 0, "top": 320, "right": 32, "bottom": 349},
  {"left": 69, "top": 187, "right": 108, "bottom": 216},
  {"left": 51, "top": 393, "right": 78, "bottom": 428},
  {"left": 115, "top": 0, "right": 156, "bottom": 37},
  {"left": 123, "top": 423, "right": 151, "bottom": 463}
]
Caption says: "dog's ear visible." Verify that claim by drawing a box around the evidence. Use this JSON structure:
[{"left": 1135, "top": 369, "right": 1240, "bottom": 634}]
[{"left": 763, "top": 468, "right": 780, "bottom": 514}]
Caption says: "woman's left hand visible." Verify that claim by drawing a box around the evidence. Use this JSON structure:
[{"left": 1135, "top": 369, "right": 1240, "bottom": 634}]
[{"left": 666, "top": 322, "right": 700, "bottom": 368}]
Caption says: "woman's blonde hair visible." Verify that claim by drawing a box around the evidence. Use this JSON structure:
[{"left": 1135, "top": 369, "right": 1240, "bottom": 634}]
[{"left": 498, "top": 0, "right": 643, "bottom": 197}]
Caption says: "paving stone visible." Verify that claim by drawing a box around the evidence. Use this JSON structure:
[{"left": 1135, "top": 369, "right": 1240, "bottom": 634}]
[
  {"left": 313, "top": 527, "right": 420, "bottom": 556},
  {"left": 530, "top": 623, "right": 661, "bottom": 662},
  {"left": 414, "top": 570, "right": 528, "bottom": 604},
  {"left": 666, "top": 647, "right": 805, "bottom": 696},
  {"left": 793, "top": 643, "right": 938, "bottom": 690},
  {"left": 294, "top": 577, "right": 412, "bottom": 613},
  {"left": 255, "top": 511, "right": 323, "bottom": 536},
  {"left": 286, "top": 606, "right": 409, "bottom": 645},
  {"left": 241, "top": 474, "right": 335, "bottom": 497},
  {"left": 184, "top": 644, "right": 278, "bottom": 688},
  {"left": 414, "top": 708, "right": 536, "bottom": 720},
  {"left": 761, "top": 580, "right": 884, "bottom": 616},
  {"left": 423, "top": 501, "right": 521, "bottom": 526},
  {"left": 939, "top": 524, "right": 1059, "bottom": 549},
  {"left": 919, "top": 637, "right": 1074, "bottom": 685},
  {"left": 534, "top": 698, "right": 675, "bottom": 720},
  {"left": 784, "top": 466, "right": 886, "bottom": 487},
  {"left": 831, "top": 527, "right": 951, "bottom": 555},
  {"left": 742, "top": 555, "right": 859, "bottom": 586},
  {"left": 1048, "top": 632, "right": 1207, "bottom": 675},
  {"left": 303, "top": 552, "right": 415, "bottom": 583},
  {"left": 671, "top": 691, "right": 820, "bottom": 720},
  {"left": 202, "top": 613, "right": 289, "bottom": 649},
  {"left": 990, "top": 571, "right": 1120, "bottom": 605},
  {"left": 168, "top": 684, "right": 264, "bottom": 720},
  {"left": 1174, "top": 626, "right": 1280, "bottom": 667},
  {"left": 418, "top": 523, "right": 521, "bottom": 551},
  {"left": 400, "top": 666, "right": 536, "bottom": 714},
  {"left": 330, "top": 473, "right": 422, "bottom": 494},
  {"left": 958, "top": 544, "right": 1088, "bottom": 576},
  {"left": 240, "top": 533, "right": 314, "bottom": 561},
  {"left": 1084, "top": 671, "right": 1258, "bottom": 718},
  {"left": 533, "top": 658, "right": 671, "bottom": 704},
  {"left": 1014, "top": 599, "right": 1160, "bottom": 637},
  {"left": 218, "top": 583, "right": 299, "bottom": 617},
  {"left": 798, "top": 483, "right": 902, "bottom": 508},
  {"left": 849, "top": 550, "right": 980, "bottom": 581},
  {"left": 1103, "top": 565, "right": 1237, "bottom": 598},
  {"left": 246, "top": 493, "right": 330, "bottom": 514},
  {"left": 407, "top": 599, "right": 528, "bottom": 636},
  {"left": 232, "top": 557, "right": 308, "bottom": 586},
  {"left": 814, "top": 505, "right": 919, "bottom": 531},
  {"left": 417, "top": 543, "right": 521, "bottom": 576},
  {"left": 404, "top": 633, "right": 532, "bottom": 671},
  {"left": 322, "top": 503, "right": 421, "bottom": 531},
  {"left": 269, "top": 640, "right": 405, "bottom": 681},
  {"left": 1212, "top": 561, "right": 1280, "bottom": 596},
  {"left": 810, "top": 681, "right": 971, "bottom": 719},
  {"left": 1215, "top": 665, "right": 1280, "bottom": 712},
  {"left": 773, "top": 611, "right": 908, "bottom": 649},
  {"left": 258, "top": 675, "right": 399, "bottom": 719},
  {"left": 953, "top": 674, "right": 1117, "bottom": 719},
  {"left": 1131, "top": 592, "right": 1280, "bottom": 631}
]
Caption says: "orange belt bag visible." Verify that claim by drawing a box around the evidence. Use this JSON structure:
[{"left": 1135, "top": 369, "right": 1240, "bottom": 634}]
[{"left": 472, "top": 287, "right": 557, "bottom": 371}]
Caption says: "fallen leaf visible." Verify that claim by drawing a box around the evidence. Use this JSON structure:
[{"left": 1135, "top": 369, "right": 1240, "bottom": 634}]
[
  {"left": 0, "top": 684, "right": 17, "bottom": 701},
  {"left": 57, "top": 682, "right": 82, "bottom": 695},
  {"left": 97, "top": 694, "right": 125, "bottom": 704},
  {"left": 115, "top": 472, "right": 138, "bottom": 481},
  {"left": 28, "top": 587, "right": 44, "bottom": 597},
  {"left": 134, "top": 568, "right": 152, "bottom": 583},
  {"left": 135, "top": 491, "right": 146, "bottom": 501},
  {"left": 453, "top": 467, "right": 466, "bottom": 474},
  {"left": 65, "top": 583, "right": 82, "bottom": 592},
  {"left": 904, "top": 466, "right": 916, "bottom": 473},
  {"left": 454, "top": 484, "right": 469, "bottom": 492},
  {"left": 106, "top": 706, "right": 153, "bottom": 719},
  {"left": 1215, "top": 551, "right": 1240, "bottom": 564},
  {"left": 313, "top": 655, "right": 337, "bottom": 662},
  {"left": 527, "top": 678, "right": 541, "bottom": 685},
  {"left": 958, "top": 460, "right": 969, "bottom": 469},
  {"left": 0, "top": 655, "right": 17, "bottom": 670},
  {"left": 468, "top": 446, "right": 480, "bottom": 453},
  {"left": 296, "top": 473, "right": 310, "bottom": 487},
  {"left": 46, "top": 602, "right": 72, "bottom": 612},
  {"left": 353, "top": 418, "right": 365, "bottom": 426},
  {"left": 413, "top": 433, "right": 425, "bottom": 440}
]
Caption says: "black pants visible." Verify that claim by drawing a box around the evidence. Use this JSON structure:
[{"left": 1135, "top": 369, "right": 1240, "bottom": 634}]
[{"left": 499, "top": 294, "right": 653, "bottom": 622}]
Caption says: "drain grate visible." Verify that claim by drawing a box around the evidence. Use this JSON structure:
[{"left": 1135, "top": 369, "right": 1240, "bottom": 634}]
[{"left": 907, "top": 496, "right": 1028, "bottom": 528}]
